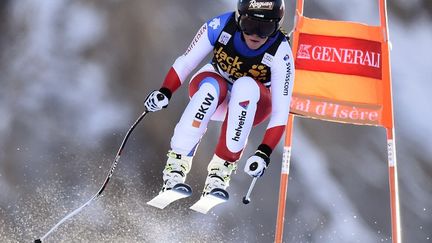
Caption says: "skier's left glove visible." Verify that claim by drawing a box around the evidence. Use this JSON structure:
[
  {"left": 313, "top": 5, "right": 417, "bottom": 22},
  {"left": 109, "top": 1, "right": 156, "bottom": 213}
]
[
  {"left": 244, "top": 149, "right": 270, "bottom": 177},
  {"left": 144, "top": 89, "right": 169, "bottom": 112}
]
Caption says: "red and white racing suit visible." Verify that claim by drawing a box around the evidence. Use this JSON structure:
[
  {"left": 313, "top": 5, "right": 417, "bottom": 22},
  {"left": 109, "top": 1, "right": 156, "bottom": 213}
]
[{"left": 158, "top": 12, "right": 294, "bottom": 162}]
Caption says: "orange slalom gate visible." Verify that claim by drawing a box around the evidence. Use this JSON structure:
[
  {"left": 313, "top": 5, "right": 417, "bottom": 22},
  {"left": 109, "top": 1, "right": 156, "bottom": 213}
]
[{"left": 275, "top": 0, "right": 400, "bottom": 242}]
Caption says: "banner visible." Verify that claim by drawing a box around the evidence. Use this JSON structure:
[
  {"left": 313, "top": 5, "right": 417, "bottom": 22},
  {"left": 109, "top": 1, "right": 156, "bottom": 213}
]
[{"left": 290, "top": 15, "right": 393, "bottom": 128}]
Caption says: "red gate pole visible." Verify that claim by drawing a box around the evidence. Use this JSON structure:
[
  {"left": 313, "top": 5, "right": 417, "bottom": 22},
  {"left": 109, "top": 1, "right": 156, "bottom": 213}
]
[
  {"left": 274, "top": 1, "right": 303, "bottom": 242},
  {"left": 378, "top": 0, "right": 401, "bottom": 241},
  {"left": 274, "top": 114, "right": 294, "bottom": 243},
  {"left": 386, "top": 128, "right": 401, "bottom": 243}
]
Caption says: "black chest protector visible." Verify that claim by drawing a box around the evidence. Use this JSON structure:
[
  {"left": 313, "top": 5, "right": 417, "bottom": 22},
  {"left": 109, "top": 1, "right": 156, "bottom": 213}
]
[{"left": 211, "top": 13, "right": 286, "bottom": 87}]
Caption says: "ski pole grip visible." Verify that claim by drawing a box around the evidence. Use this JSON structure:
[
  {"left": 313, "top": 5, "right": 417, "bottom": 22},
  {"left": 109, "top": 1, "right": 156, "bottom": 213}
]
[
  {"left": 157, "top": 93, "right": 165, "bottom": 101},
  {"left": 249, "top": 162, "right": 258, "bottom": 171}
]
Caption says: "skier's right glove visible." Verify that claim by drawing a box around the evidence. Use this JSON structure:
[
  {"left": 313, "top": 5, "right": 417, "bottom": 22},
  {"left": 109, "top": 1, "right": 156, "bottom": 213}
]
[
  {"left": 244, "top": 150, "right": 270, "bottom": 177},
  {"left": 144, "top": 90, "right": 169, "bottom": 112}
]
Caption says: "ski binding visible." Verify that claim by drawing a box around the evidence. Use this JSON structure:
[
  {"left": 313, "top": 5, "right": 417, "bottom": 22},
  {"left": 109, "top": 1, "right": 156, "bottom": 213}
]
[
  {"left": 147, "top": 183, "right": 192, "bottom": 209},
  {"left": 189, "top": 188, "right": 229, "bottom": 214}
]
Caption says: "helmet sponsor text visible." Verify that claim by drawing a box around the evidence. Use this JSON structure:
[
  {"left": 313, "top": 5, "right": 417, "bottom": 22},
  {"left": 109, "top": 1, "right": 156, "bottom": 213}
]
[{"left": 248, "top": 0, "right": 274, "bottom": 10}]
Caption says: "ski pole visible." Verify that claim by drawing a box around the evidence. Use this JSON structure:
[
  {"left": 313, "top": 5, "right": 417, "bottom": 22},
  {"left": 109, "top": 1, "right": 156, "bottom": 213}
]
[
  {"left": 242, "top": 177, "right": 258, "bottom": 204},
  {"left": 34, "top": 110, "right": 149, "bottom": 243}
]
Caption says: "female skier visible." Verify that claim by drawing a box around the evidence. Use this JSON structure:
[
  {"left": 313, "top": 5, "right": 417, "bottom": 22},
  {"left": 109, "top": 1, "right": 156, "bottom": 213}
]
[{"left": 144, "top": 0, "right": 294, "bottom": 199}]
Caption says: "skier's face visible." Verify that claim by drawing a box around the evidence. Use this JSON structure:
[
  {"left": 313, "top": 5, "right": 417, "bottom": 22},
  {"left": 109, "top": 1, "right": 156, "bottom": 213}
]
[{"left": 243, "top": 32, "right": 268, "bottom": 50}]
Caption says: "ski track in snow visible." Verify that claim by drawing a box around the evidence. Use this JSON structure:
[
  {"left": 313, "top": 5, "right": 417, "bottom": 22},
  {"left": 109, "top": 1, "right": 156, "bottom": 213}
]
[{"left": 1, "top": 174, "right": 230, "bottom": 242}]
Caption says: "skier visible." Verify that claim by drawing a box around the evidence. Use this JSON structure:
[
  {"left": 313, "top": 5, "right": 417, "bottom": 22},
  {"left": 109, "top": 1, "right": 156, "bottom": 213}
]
[{"left": 144, "top": 0, "right": 294, "bottom": 198}]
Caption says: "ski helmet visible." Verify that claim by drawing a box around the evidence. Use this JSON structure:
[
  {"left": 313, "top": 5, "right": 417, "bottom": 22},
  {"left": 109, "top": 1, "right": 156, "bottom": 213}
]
[{"left": 236, "top": 0, "right": 285, "bottom": 37}]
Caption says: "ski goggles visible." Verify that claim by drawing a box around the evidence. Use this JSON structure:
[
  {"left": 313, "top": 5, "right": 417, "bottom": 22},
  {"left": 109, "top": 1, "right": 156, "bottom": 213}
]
[{"left": 238, "top": 15, "right": 278, "bottom": 38}]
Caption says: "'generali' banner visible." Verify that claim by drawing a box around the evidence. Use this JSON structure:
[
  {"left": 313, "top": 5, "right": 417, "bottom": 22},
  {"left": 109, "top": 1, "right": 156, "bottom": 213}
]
[{"left": 296, "top": 33, "right": 382, "bottom": 80}]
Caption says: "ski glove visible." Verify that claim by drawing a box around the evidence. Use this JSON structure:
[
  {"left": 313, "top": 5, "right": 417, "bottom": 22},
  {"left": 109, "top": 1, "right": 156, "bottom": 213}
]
[
  {"left": 244, "top": 150, "right": 270, "bottom": 177},
  {"left": 144, "top": 90, "right": 169, "bottom": 112}
]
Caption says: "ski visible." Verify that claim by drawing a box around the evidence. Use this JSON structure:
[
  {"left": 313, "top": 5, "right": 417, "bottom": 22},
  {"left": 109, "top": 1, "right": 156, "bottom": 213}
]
[
  {"left": 189, "top": 188, "right": 229, "bottom": 214},
  {"left": 147, "top": 183, "right": 192, "bottom": 209}
]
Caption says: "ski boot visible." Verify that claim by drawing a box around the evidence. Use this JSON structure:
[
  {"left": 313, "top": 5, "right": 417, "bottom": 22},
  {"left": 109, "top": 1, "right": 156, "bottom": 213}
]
[
  {"left": 189, "top": 155, "right": 237, "bottom": 213},
  {"left": 202, "top": 155, "right": 237, "bottom": 196},
  {"left": 161, "top": 150, "right": 193, "bottom": 192}
]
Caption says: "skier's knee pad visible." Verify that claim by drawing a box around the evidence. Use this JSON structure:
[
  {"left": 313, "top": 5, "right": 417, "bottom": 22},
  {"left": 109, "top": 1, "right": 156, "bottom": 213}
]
[
  {"left": 189, "top": 78, "right": 220, "bottom": 108},
  {"left": 189, "top": 74, "right": 228, "bottom": 106},
  {"left": 200, "top": 77, "right": 220, "bottom": 94},
  {"left": 230, "top": 77, "right": 260, "bottom": 103}
]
